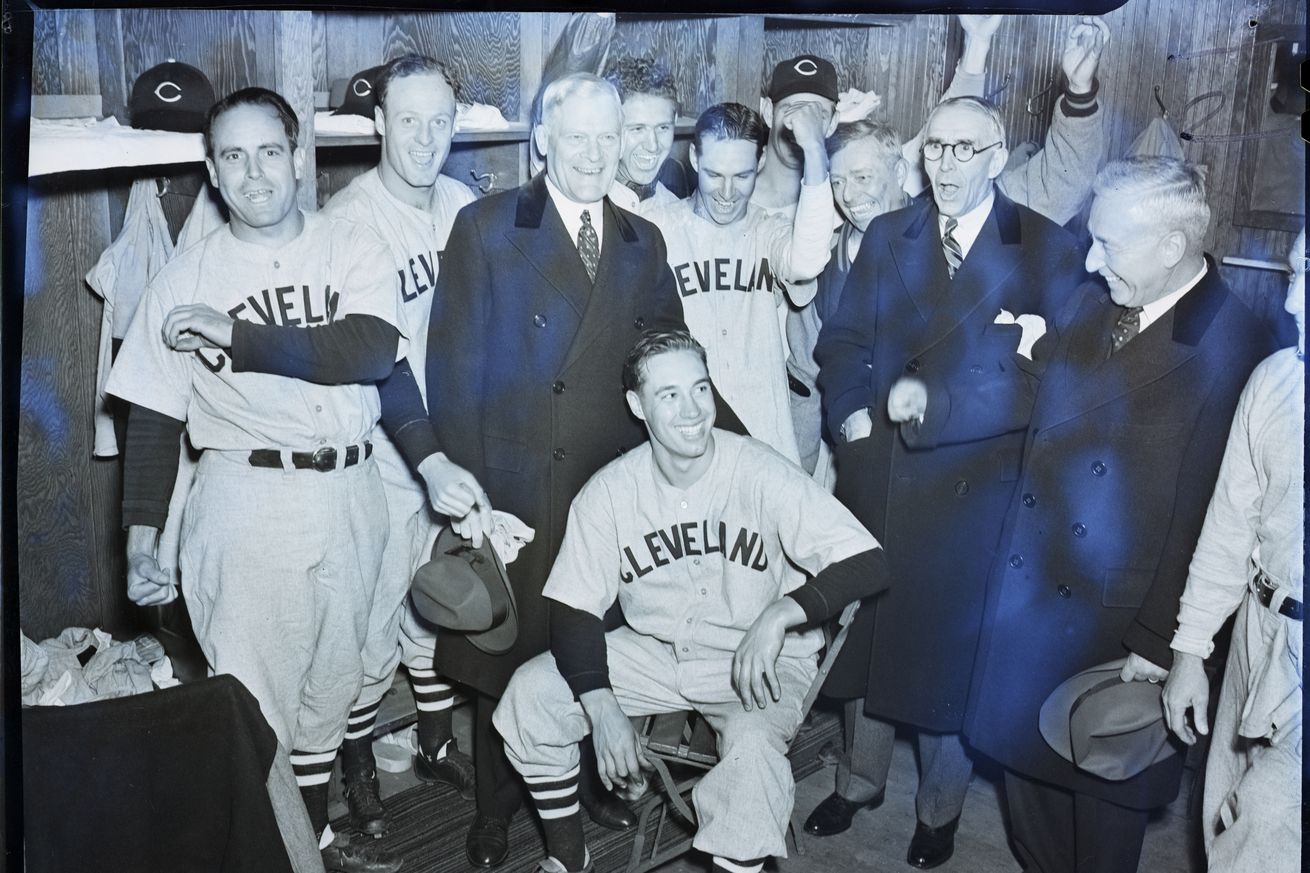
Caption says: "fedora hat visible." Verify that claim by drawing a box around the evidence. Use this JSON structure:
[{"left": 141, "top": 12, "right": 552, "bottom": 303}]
[
  {"left": 1039, "top": 658, "right": 1179, "bottom": 781},
  {"left": 411, "top": 528, "right": 517, "bottom": 655}
]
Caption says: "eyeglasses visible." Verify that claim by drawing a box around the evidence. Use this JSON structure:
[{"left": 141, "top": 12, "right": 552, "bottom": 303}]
[{"left": 922, "top": 140, "right": 1002, "bottom": 163}]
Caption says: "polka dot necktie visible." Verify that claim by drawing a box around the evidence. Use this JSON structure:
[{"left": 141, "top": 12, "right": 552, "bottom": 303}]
[
  {"left": 578, "top": 209, "right": 600, "bottom": 283},
  {"left": 1111, "top": 306, "right": 1143, "bottom": 355},
  {"left": 942, "top": 218, "right": 964, "bottom": 279}
]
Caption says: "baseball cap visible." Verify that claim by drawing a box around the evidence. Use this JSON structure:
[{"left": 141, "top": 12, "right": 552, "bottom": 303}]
[
  {"left": 410, "top": 527, "right": 517, "bottom": 655},
  {"left": 768, "top": 55, "right": 839, "bottom": 104},
  {"left": 129, "top": 60, "right": 216, "bottom": 133},
  {"left": 1038, "top": 658, "right": 1180, "bottom": 781},
  {"left": 332, "top": 65, "right": 386, "bottom": 117}
]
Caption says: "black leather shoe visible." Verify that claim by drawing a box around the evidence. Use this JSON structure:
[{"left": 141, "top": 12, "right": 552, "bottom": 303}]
[
  {"left": 413, "top": 747, "right": 476, "bottom": 801},
  {"left": 581, "top": 790, "right": 637, "bottom": 831},
  {"left": 321, "top": 832, "right": 403, "bottom": 873},
  {"left": 906, "top": 817, "right": 960, "bottom": 870},
  {"left": 802, "top": 789, "right": 886, "bottom": 836},
  {"left": 343, "top": 768, "right": 388, "bottom": 837},
  {"left": 465, "top": 812, "right": 510, "bottom": 868}
]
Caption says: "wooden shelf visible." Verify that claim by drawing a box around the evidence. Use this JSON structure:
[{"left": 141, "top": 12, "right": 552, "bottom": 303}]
[{"left": 315, "top": 119, "right": 697, "bottom": 150}]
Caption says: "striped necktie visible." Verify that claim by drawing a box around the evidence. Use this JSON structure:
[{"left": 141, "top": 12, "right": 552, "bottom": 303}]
[
  {"left": 578, "top": 209, "right": 600, "bottom": 283},
  {"left": 942, "top": 217, "right": 963, "bottom": 279}
]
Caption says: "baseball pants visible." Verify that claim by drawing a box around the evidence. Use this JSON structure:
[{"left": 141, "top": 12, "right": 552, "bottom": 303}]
[
  {"left": 179, "top": 448, "right": 388, "bottom": 755},
  {"left": 834, "top": 700, "right": 973, "bottom": 828},
  {"left": 495, "top": 626, "right": 817, "bottom": 860}
]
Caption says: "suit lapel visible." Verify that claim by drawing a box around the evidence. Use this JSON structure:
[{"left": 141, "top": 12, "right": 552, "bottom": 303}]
[
  {"left": 560, "top": 199, "right": 638, "bottom": 373},
  {"left": 888, "top": 199, "right": 945, "bottom": 325},
  {"left": 503, "top": 173, "right": 593, "bottom": 317}
]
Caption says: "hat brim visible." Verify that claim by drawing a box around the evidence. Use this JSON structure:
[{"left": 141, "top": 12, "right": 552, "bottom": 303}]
[{"left": 432, "top": 527, "right": 517, "bottom": 656}]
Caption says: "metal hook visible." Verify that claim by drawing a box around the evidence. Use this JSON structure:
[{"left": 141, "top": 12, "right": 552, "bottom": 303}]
[
  {"left": 470, "top": 170, "right": 496, "bottom": 195},
  {"left": 1025, "top": 74, "right": 1061, "bottom": 117},
  {"left": 1153, "top": 85, "right": 1170, "bottom": 118},
  {"left": 156, "top": 177, "right": 172, "bottom": 198},
  {"left": 984, "top": 71, "right": 1013, "bottom": 104}
]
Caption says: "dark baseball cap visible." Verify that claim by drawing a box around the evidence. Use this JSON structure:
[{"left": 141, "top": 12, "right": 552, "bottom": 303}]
[
  {"left": 768, "top": 55, "right": 839, "bottom": 104},
  {"left": 129, "top": 60, "right": 216, "bottom": 133},
  {"left": 332, "top": 65, "right": 386, "bottom": 117}
]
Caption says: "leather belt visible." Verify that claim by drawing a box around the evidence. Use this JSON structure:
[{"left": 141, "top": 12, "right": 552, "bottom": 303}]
[
  {"left": 1253, "top": 570, "right": 1303, "bottom": 621},
  {"left": 247, "top": 442, "right": 372, "bottom": 472}
]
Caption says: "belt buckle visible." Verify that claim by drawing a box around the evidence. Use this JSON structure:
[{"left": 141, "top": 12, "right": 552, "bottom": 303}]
[{"left": 311, "top": 446, "right": 337, "bottom": 472}]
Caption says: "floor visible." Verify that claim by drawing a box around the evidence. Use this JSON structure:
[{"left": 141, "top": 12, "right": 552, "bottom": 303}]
[{"left": 331, "top": 699, "right": 1204, "bottom": 873}]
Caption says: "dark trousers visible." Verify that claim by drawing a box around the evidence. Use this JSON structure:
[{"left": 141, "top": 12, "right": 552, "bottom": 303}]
[
  {"left": 1003, "top": 771, "right": 1150, "bottom": 873},
  {"left": 475, "top": 691, "right": 526, "bottom": 819}
]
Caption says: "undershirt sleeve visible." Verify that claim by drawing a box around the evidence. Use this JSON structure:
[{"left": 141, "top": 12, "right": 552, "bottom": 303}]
[
  {"left": 122, "top": 404, "right": 186, "bottom": 530},
  {"left": 550, "top": 600, "right": 611, "bottom": 698},
  {"left": 786, "top": 548, "right": 890, "bottom": 624},
  {"left": 230, "top": 314, "right": 398, "bottom": 384}
]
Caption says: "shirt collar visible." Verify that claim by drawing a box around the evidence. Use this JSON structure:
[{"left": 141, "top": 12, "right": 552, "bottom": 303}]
[
  {"left": 1138, "top": 260, "right": 1208, "bottom": 332},
  {"left": 937, "top": 190, "right": 994, "bottom": 260},
  {"left": 545, "top": 175, "right": 604, "bottom": 254}
]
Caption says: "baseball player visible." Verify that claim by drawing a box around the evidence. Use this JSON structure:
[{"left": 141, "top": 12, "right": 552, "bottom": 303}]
[
  {"left": 321, "top": 54, "right": 482, "bottom": 836},
  {"left": 107, "top": 87, "right": 403, "bottom": 873},
  {"left": 602, "top": 57, "right": 682, "bottom": 211},
  {"left": 642, "top": 103, "right": 834, "bottom": 464},
  {"left": 493, "top": 329, "right": 889, "bottom": 873}
]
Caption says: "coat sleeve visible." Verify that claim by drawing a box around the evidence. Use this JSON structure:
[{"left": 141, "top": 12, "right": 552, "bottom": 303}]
[
  {"left": 996, "top": 94, "right": 1105, "bottom": 227},
  {"left": 1122, "top": 322, "right": 1275, "bottom": 668},
  {"left": 814, "top": 229, "right": 883, "bottom": 444},
  {"left": 426, "top": 209, "right": 491, "bottom": 482}
]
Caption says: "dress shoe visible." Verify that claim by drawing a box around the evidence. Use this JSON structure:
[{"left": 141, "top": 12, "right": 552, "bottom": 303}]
[
  {"left": 581, "top": 789, "right": 637, "bottom": 831},
  {"left": 343, "top": 767, "right": 388, "bottom": 837},
  {"left": 906, "top": 816, "right": 960, "bottom": 870},
  {"left": 413, "top": 747, "right": 476, "bottom": 801},
  {"left": 321, "top": 832, "right": 403, "bottom": 873},
  {"left": 802, "top": 789, "right": 885, "bottom": 836},
  {"left": 465, "top": 812, "right": 510, "bottom": 868}
]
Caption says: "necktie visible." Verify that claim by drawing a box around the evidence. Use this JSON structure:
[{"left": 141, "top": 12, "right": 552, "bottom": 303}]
[
  {"left": 942, "top": 218, "right": 963, "bottom": 279},
  {"left": 577, "top": 209, "right": 600, "bottom": 282},
  {"left": 1111, "top": 306, "right": 1143, "bottom": 354}
]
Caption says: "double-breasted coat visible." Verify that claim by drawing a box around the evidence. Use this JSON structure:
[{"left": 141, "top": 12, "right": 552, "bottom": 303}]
[
  {"left": 814, "top": 191, "right": 1085, "bottom": 731},
  {"left": 423, "top": 173, "right": 690, "bottom": 698},
  {"left": 963, "top": 265, "right": 1274, "bottom": 807}
]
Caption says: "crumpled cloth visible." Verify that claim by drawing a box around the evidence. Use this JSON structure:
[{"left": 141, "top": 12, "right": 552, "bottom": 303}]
[
  {"left": 22, "top": 627, "right": 177, "bottom": 707},
  {"left": 489, "top": 509, "right": 535, "bottom": 565}
]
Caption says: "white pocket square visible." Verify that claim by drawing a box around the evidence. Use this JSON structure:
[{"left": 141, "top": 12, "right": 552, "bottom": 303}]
[{"left": 994, "top": 309, "right": 1047, "bottom": 361}]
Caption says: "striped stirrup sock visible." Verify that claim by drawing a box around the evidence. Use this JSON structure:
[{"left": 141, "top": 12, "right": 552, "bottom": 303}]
[
  {"left": 713, "top": 857, "right": 765, "bottom": 873},
  {"left": 344, "top": 700, "right": 380, "bottom": 742},
  {"left": 409, "top": 667, "right": 456, "bottom": 756},
  {"left": 525, "top": 764, "right": 586, "bottom": 870}
]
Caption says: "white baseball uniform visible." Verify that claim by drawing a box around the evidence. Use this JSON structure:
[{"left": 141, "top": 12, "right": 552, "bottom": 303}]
[
  {"left": 106, "top": 210, "right": 401, "bottom": 755},
  {"left": 495, "top": 430, "right": 877, "bottom": 860},
  {"left": 323, "top": 168, "right": 475, "bottom": 710},
  {"left": 643, "top": 182, "right": 833, "bottom": 463}
]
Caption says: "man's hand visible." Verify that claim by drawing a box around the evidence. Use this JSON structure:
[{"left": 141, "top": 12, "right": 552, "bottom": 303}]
[
  {"left": 959, "top": 13, "right": 1004, "bottom": 41},
  {"left": 1162, "top": 652, "right": 1210, "bottom": 745},
  {"left": 126, "top": 525, "right": 176, "bottom": 607},
  {"left": 417, "top": 452, "right": 493, "bottom": 547},
  {"left": 732, "top": 598, "right": 805, "bottom": 711},
  {"left": 840, "top": 408, "right": 874, "bottom": 443},
  {"left": 1061, "top": 16, "right": 1110, "bottom": 94},
  {"left": 782, "top": 101, "right": 835, "bottom": 184},
  {"left": 887, "top": 377, "right": 928, "bottom": 423},
  {"left": 580, "top": 688, "right": 651, "bottom": 792},
  {"left": 959, "top": 14, "right": 1003, "bottom": 75},
  {"left": 1119, "top": 651, "right": 1169, "bottom": 684},
  {"left": 162, "top": 304, "right": 235, "bottom": 351}
]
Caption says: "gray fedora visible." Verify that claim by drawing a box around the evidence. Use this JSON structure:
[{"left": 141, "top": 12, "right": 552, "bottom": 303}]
[
  {"left": 1039, "top": 658, "right": 1179, "bottom": 781},
  {"left": 410, "top": 528, "right": 517, "bottom": 655}
]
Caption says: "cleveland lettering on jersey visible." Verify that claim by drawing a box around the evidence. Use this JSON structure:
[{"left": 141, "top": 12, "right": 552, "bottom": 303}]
[
  {"left": 670, "top": 257, "right": 787, "bottom": 299},
  {"left": 619, "top": 518, "right": 769, "bottom": 582},
  {"left": 226, "top": 284, "right": 340, "bottom": 328},
  {"left": 397, "top": 250, "right": 437, "bottom": 302}
]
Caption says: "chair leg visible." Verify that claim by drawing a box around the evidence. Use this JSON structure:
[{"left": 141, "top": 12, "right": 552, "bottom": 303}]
[{"left": 789, "top": 814, "right": 807, "bottom": 857}]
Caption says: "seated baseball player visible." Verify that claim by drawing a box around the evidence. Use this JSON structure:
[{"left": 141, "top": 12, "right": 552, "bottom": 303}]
[{"left": 492, "top": 329, "right": 890, "bottom": 873}]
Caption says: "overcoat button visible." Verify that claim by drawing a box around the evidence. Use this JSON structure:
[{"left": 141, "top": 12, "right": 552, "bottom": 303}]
[
  {"left": 905, "top": 358, "right": 921, "bottom": 374},
  {"left": 634, "top": 317, "right": 646, "bottom": 330},
  {"left": 533, "top": 314, "right": 547, "bottom": 328},
  {"left": 553, "top": 448, "right": 565, "bottom": 461},
  {"left": 1009, "top": 554, "right": 1024, "bottom": 568},
  {"left": 1022, "top": 493, "right": 1036, "bottom": 507},
  {"left": 970, "top": 364, "right": 983, "bottom": 375},
  {"left": 1091, "top": 460, "right": 1107, "bottom": 476},
  {"left": 1072, "top": 522, "right": 1087, "bottom": 537},
  {"left": 552, "top": 380, "right": 565, "bottom": 394},
  {"left": 954, "top": 480, "right": 970, "bottom": 496},
  {"left": 1057, "top": 585, "right": 1072, "bottom": 598}
]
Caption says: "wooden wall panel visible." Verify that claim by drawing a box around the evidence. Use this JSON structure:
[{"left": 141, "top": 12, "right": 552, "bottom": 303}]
[
  {"left": 318, "top": 12, "right": 522, "bottom": 119},
  {"left": 612, "top": 16, "right": 724, "bottom": 115},
  {"left": 31, "top": 10, "right": 100, "bottom": 96}
]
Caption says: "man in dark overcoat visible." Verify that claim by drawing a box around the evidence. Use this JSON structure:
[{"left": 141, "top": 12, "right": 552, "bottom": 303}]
[
  {"left": 813, "top": 96, "right": 1085, "bottom": 868},
  {"left": 382, "top": 72, "right": 741, "bottom": 867},
  {"left": 962, "top": 157, "right": 1275, "bottom": 873}
]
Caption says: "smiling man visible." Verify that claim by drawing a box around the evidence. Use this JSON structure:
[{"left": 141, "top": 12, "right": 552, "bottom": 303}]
[
  {"left": 813, "top": 95, "right": 1084, "bottom": 869},
  {"left": 642, "top": 102, "right": 833, "bottom": 463},
  {"left": 106, "top": 87, "right": 405, "bottom": 873},
  {"left": 603, "top": 57, "right": 681, "bottom": 210},
  {"left": 376, "top": 73, "right": 744, "bottom": 868},
  {"left": 322, "top": 54, "right": 482, "bottom": 836},
  {"left": 493, "top": 329, "right": 888, "bottom": 873}
]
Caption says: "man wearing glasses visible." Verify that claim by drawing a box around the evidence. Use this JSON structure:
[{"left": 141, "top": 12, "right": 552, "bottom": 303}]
[{"left": 813, "top": 95, "right": 1085, "bottom": 869}]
